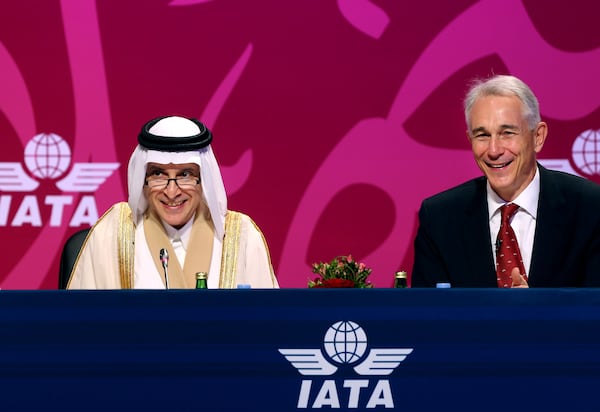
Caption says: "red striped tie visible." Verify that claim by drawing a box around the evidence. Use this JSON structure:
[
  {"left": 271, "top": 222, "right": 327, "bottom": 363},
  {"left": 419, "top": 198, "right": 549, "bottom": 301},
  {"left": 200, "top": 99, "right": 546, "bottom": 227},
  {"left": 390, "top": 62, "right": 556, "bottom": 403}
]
[{"left": 496, "top": 203, "right": 527, "bottom": 288}]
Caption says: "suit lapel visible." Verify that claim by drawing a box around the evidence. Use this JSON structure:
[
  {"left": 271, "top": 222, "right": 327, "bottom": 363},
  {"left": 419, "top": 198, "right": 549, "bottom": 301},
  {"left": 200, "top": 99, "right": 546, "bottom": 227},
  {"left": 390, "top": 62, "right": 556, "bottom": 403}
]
[
  {"left": 529, "top": 165, "right": 568, "bottom": 282},
  {"left": 461, "top": 178, "right": 497, "bottom": 285}
]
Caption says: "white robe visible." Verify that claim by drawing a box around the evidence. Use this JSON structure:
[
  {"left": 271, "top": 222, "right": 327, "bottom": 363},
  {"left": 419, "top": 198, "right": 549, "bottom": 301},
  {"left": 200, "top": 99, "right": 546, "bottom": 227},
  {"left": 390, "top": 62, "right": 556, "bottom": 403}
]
[{"left": 67, "top": 203, "right": 279, "bottom": 289}]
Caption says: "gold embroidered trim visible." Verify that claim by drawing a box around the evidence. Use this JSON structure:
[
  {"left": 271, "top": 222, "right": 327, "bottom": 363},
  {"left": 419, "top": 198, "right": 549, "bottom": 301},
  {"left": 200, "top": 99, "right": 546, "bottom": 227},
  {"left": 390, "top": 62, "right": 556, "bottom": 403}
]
[
  {"left": 219, "top": 211, "right": 241, "bottom": 288},
  {"left": 117, "top": 202, "right": 135, "bottom": 289}
]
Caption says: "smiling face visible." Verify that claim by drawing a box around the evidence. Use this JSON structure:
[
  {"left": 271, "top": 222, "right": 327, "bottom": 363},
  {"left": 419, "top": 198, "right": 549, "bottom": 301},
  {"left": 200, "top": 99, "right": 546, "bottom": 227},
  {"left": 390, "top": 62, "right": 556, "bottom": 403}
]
[
  {"left": 144, "top": 162, "right": 203, "bottom": 229},
  {"left": 467, "top": 94, "right": 547, "bottom": 201}
]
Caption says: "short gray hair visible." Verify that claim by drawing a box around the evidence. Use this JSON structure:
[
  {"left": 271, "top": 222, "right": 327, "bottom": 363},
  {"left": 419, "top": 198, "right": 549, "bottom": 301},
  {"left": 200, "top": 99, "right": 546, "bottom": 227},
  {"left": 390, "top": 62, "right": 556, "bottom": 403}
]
[{"left": 463, "top": 75, "right": 541, "bottom": 131}]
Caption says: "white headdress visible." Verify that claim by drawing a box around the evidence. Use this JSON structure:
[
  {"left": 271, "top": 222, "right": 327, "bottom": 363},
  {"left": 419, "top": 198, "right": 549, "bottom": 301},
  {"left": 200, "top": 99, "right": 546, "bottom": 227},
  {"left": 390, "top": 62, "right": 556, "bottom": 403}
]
[{"left": 127, "top": 116, "right": 227, "bottom": 239}]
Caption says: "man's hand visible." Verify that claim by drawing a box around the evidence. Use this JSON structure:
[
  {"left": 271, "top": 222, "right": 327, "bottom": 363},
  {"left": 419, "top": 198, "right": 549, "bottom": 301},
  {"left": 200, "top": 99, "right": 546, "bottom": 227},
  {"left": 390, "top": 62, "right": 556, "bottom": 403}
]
[{"left": 511, "top": 267, "right": 529, "bottom": 288}]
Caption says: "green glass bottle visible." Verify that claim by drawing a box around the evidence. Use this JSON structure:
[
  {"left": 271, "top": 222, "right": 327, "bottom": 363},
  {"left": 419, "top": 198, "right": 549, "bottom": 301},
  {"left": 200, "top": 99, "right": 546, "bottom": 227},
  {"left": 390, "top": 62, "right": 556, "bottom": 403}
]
[
  {"left": 195, "top": 272, "right": 208, "bottom": 289},
  {"left": 394, "top": 271, "right": 408, "bottom": 288}
]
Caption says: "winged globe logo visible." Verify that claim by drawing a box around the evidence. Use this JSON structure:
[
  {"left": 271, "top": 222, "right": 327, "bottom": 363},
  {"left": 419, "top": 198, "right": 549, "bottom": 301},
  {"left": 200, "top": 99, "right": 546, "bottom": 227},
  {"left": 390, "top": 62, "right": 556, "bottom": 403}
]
[
  {"left": 0, "top": 133, "right": 119, "bottom": 193},
  {"left": 279, "top": 321, "right": 413, "bottom": 409},
  {"left": 0, "top": 133, "right": 119, "bottom": 228}
]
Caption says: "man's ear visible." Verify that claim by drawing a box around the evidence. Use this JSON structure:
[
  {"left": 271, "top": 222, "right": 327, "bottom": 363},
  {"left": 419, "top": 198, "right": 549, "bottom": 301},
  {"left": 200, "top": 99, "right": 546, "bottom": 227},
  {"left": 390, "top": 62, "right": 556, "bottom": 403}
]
[{"left": 534, "top": 122, "right": 548, "bottom": 153}]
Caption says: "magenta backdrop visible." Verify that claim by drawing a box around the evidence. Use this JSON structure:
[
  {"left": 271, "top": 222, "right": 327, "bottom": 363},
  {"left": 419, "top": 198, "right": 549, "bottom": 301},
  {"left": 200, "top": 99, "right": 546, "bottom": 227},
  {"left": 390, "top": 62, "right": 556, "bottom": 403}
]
[{"left": 1, "top": 0, "right": 599, "bottom": 289}]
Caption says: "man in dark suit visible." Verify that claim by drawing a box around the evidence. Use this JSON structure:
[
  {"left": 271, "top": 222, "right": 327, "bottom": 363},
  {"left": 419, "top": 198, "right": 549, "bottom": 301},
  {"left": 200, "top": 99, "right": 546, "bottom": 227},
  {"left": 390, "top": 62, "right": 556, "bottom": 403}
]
[{"left": 411, "top": 75, "right": 600, "bottom": 288}]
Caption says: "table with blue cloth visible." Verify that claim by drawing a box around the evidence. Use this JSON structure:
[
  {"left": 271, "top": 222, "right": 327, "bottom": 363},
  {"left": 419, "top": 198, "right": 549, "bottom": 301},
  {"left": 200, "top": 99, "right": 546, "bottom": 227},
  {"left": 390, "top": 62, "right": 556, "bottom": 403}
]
[{"left": 0, "top": 288, "right": 598, "bottom": 411}]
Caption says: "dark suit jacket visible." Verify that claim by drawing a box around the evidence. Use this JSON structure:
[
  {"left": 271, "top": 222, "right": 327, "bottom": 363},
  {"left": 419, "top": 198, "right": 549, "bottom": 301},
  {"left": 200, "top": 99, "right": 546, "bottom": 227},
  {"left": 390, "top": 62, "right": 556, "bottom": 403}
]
[{"left": 411, "top": 164, "right": 600, "bottom": 287}]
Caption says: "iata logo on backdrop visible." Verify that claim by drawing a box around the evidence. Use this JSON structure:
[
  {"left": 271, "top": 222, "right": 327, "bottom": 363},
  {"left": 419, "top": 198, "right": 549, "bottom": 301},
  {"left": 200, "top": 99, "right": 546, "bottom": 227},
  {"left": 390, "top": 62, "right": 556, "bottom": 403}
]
[
  {"left": 0, "top": 133, "right": 119, "bottom": 227},
  {"left": 541, "top": 128, "right": 600, "bottom": 183},
  {"left": 279, "top": 321, "right": 413, "bottom": 409},
  {"left": 571, "top": 129, "right": 600, "bottom": 178}
]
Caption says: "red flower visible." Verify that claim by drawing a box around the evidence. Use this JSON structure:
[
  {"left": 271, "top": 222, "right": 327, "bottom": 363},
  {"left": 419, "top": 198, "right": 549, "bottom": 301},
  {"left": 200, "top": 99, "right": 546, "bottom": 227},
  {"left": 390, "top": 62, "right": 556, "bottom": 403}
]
[
  {"left": 308, "top": 255, "right": 374, "bottom": 288},
  {"left": 313, "top": 278, "right": 355, "bottom": 288}
]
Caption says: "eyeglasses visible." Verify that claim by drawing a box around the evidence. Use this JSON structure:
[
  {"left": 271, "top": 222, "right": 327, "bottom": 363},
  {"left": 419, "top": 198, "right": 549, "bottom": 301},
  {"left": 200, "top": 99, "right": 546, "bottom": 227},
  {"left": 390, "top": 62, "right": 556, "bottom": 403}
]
[{"left": 145, "top": 176, "right": 200, "bottom": 190}]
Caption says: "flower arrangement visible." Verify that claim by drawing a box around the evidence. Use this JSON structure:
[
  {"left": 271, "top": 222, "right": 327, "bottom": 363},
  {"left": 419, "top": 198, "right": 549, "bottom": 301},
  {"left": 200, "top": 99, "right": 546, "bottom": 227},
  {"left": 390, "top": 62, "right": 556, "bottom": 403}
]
[{"left": 308, "top": 255, "right": 374, "bottom": 288}]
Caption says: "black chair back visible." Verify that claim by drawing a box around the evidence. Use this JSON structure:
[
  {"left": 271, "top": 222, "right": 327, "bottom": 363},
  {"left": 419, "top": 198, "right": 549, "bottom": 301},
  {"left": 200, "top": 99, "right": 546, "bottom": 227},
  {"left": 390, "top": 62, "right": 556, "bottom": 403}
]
[{"left": 58, "top": 228, "right": 90, "bottom": 289}]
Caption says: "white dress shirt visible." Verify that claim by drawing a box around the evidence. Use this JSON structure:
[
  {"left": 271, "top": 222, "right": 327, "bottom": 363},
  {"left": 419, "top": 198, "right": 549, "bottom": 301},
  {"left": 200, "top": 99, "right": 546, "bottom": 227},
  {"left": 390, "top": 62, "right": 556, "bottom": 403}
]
[{"left": 487, "top": 167, "right": 540, "bottom": 276}]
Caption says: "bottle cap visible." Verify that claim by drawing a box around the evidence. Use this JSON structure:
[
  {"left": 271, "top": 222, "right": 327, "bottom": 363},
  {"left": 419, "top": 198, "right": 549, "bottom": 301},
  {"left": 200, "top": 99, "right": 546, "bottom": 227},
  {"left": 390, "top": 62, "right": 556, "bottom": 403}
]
[
  {"left": 195, "top": 272, "right": 208, "bottom": 280},
  {"left": 436, "top": 282, "right": 451, "bottom": 288},
  {"left": 395, "top": 271, "right": 407, "bottom": 279}
]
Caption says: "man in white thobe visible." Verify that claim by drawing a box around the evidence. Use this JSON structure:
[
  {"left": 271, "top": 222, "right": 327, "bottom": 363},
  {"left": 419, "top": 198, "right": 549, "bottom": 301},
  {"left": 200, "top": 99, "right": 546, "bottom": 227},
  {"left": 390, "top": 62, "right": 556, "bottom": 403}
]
[{"left": 68, "top": 116, "right": 278, "bottom": 289}]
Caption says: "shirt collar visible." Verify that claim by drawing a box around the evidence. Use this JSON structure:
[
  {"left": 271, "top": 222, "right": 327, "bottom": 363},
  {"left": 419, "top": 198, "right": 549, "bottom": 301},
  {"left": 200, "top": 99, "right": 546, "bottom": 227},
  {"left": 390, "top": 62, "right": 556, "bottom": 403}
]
[
  {"left": 487, "top": 166, "right": 540, "bottom": 220},
  {"left": 162, "top": 214, "right": 194, "bottom": 245}
]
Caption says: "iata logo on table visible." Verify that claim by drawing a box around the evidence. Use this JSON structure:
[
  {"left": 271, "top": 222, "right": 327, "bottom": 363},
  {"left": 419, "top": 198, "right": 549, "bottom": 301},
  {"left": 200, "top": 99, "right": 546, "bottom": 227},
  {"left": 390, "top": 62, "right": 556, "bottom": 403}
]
[
  {"left": 0, "top": 133, "right": 119, "bottom": 227},
  {"left": 279, "top": 321, "right": 413, "bottom": 409}
]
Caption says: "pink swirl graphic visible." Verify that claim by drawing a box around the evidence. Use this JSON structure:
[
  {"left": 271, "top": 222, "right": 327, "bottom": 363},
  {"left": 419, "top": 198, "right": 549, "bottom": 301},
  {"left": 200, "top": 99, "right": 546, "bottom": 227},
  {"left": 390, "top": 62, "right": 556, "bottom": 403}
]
[
  {"left": 0, "top": 0, "right": 599, "bottom": 289},
  {"left": 278, "top": 0, "right": 600, "bottom": 287}
]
